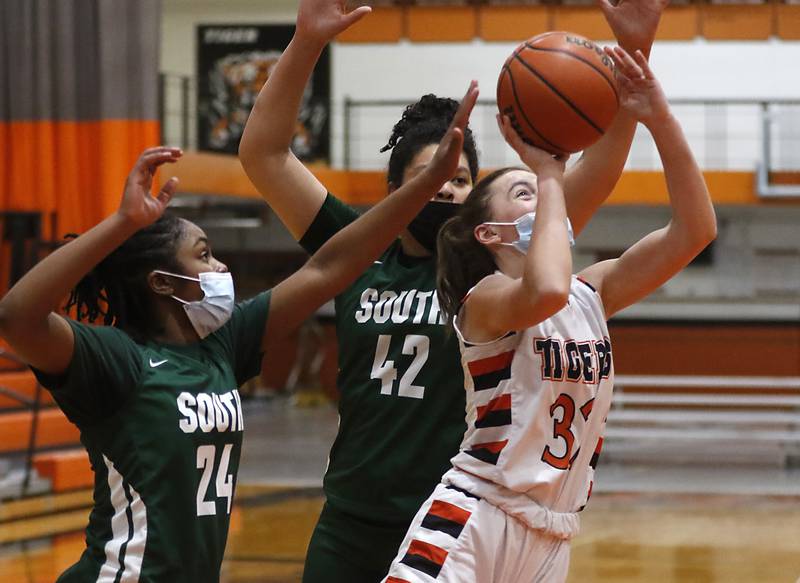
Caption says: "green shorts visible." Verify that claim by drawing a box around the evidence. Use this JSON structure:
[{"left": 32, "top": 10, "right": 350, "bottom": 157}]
[{"left": 302, "top": 502, "right": 409, "bottom": 583}]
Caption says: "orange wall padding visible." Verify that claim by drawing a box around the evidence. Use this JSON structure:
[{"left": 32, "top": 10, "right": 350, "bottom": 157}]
[
  {"left": 478, "top": 6, "right": 549, "bottom": 43},
  {"left": 406, "top": 7, "right": 477, "bottom": 42},
  {"left": 336, "top": 7, "right": 405, "bottom": 43},
  {"left": 777, "top": 5, "right": 800, "bottom": 40},
  {"left": 551, "top": 6, "right": 614, "bottom": 41},
  {"left": 701, "top": 4, "right": 773, "bottom": 41},
  {"left": 336, "top": 4, "right": 783, "bottom": 44},
  {"left": 0, "top": 120, "right": 161, "bottom": 237}
]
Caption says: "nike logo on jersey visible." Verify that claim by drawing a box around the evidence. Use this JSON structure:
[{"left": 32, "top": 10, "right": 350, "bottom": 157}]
[
  {"left": 354, "top": 287, "right": 447, "bottom": 326},
  {"left": 149, "top": 358, "right": 168, "bottom": 368}
]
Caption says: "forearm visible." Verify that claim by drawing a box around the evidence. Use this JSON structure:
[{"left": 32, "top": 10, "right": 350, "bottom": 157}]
[
  {"left": 308, "top": 172, "right": 440, "bottom": 290},
  {"left": 524, "top": 179, "right": 572, "bottom": 299},
  {"left": 649, "top": 115, "right": 716, "bottom": 243},
  {"left": 0, "top": 213, "right": 138, "bottom": 325},
  {"left": 564, "top": 109, "right": 637, "bottom": 235},
  {"left": 240, "top": 35, "right": 324, "bottom": 159}
]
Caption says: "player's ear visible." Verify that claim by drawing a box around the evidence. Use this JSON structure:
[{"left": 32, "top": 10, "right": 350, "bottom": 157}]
[
  {"left": 148, "top": 271, "right": 174, "bottom": 296},
  {"left": 474, "top": 223, "right": 501, "bottom": 247}
]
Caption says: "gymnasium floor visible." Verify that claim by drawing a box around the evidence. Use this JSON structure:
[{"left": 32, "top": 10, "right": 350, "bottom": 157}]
[{"left": 2, "top": 397, "right": 799, "bottom": 582}]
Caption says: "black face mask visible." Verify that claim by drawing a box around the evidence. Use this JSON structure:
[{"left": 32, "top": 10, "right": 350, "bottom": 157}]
[{"left": 406, "top": 201, "right": 460, "bottom": 254}]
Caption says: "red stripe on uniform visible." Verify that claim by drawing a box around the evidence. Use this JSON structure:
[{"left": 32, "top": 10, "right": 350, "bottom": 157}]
[
  {"left": 594, "top": 436, "right": 604, "bottom": 454},
  {"left": 476, "top": 394, "right": 512, "bottom": 422},
  {"left": 472, "top": 439, "right": 509, "bottom": 454},
  {"left": 428, "top": 500, "right": 471, "bottom": 527},
  {"left": 387, "top": 578, "right": 411, "bottom": 583},
  {"left": 407, "top": 539, "right": 448, "bottom": 567},
  {"left": 467, "top": 351, "right": 514, "bottom": 377}
]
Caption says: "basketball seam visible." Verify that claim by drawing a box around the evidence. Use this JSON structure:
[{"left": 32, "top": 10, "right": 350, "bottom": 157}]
[
  {"left": 502, "top": 65, "right": 568, "bottom": 154},
  {"left": 511, "top": 53, "right": 606, "bottom": 136},
  {"left": 523, "top": 44, "right": 619, "bottom": 100}
]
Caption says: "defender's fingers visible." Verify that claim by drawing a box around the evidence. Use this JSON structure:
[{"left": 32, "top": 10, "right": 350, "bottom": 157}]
[{"left": 451, "top": 80, "right": 479, "bottom": 130}]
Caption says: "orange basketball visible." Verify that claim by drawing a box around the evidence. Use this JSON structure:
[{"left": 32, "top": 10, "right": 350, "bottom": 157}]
[{"left": 497, "top": 31, "right": 619, "bottom": 156}]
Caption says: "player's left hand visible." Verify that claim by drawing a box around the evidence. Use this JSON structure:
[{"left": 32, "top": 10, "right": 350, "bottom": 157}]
[
  {"left": 598, "top": 0, "right": 669, "bottom": 56},
  {"left": 604, "top": 46, "right": 670, "bottom": 128}
]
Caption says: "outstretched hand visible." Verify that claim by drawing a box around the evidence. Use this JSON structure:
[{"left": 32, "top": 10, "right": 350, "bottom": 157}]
[
  {"left": 296, "top": 0, "right": 372, "bottom": 47},
  {"left": 118, "top": 147, "right": 182, "bottom": 229},
  {"left": 604, "top": 46, "right": 670, "bottom": 127},
  {"left": 497, "top": 114, "right": 568, "bottom": 178},
  {"left": 598, "top": 0, "right": 669, "bottom": 56},
  {"left": 424, "top": 80, "right": 480, "bottom": 186}
]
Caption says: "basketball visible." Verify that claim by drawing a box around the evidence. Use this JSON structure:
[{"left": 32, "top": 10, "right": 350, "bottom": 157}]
[{"left": 497, "top": 31, "right": 619, "bottom": 156}]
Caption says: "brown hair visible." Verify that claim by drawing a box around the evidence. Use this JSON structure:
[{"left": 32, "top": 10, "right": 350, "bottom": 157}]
[{"left": 436, "top": 167, "right": 520, "bottom": 323}]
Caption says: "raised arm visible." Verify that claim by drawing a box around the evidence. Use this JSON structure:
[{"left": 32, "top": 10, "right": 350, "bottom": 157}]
[
  {"left": 579, "top": 48, "right": 716, "bottom": 317},
  {"left": 563, "top": 0, "right": 669, "bottom": 236},
  {"left": 463, "top": 117, "right": 573, "bottom": 339},
  {"left": 0, "top": 148, "right": 182, "bottom": 374},
  {"left": 238, "top": 0, "right": 371, "bottom": 239},
  {"left": 261, "top": 83, "right": 479, "bottom": 345}
]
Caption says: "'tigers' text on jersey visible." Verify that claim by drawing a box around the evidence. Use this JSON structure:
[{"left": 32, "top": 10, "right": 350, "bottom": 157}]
[
  {"left": 176, "top": 389, "right": 244, "bottom": 434},
  {"left": 355, "top": 288, "right": 447, "bottom": 326}
]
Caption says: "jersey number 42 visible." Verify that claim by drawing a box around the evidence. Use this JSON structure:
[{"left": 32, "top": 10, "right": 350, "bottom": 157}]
[{"left": 370, "top": 334, "right": 430, "bottom": 399}]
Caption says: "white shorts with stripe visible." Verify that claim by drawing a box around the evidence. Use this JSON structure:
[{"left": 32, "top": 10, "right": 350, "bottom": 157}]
[{"left": 382, "top": 483, "right": 570, "bottom": 583}]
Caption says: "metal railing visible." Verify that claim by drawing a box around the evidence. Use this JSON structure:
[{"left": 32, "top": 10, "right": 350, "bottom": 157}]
[{"left": 157, "top": 73, "right": 800, "bottom": 194}]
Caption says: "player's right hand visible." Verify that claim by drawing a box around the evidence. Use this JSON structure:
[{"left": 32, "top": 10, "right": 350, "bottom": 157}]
[
  {"left": 497, "top": 114, "right": 568, "bottom": 180},
  {"left": 295, "top": 0, "right": 372, "bottom": 47},
  {"left": 425, "top": 80, "right": 480, "bottom": 187},
  {"left": 117, "top": 147, "right": 182, "bottom": 230}
]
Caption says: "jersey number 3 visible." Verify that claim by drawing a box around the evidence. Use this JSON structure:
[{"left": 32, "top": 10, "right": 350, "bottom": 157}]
[
  {"left": 541, "top": 394, "right": 595, "bottom": 470},
  {"left": 371, "top": 334, "right": 430, "bottom": 399},
  {"left": 196, "top": 444, "right": 234, "bottom": 517}
]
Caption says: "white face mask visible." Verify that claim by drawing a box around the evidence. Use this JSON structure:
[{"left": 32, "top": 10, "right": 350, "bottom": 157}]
[
  {"left": 153, "top": 270, "right": 235, "bottom": 339},
  {"left": 483, "top": 211, "right": 575, "bottom": 253}
]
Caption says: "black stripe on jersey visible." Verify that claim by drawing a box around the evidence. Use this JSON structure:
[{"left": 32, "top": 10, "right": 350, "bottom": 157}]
[
  {"left": 400, "top": 553, "right": 443, "bottom": 578},
  {"left": 446, "top": 485, "right": 481, "bottom": 500},
  {"left": 475, "top": 409, "right": 512, "bottom": 428},
  {"left": 473, "top": 368, "right": 512, "bottom": 391},
  {"left": 117, "top": 481, "right": 136, "bottom": 581},
  {"left": 465, "top": 440, "right": 508, "bottom": 465},
  {"left": 421, "top": 513, "right": 465, "bottom": 539},
  {"left": 577, "top": 276, "right": 597, "bottom": 292}
]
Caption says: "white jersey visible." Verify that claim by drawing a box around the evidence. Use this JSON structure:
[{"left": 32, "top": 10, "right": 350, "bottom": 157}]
[{"left": 450, "top": 276, "right": 613, "bottom": 513}]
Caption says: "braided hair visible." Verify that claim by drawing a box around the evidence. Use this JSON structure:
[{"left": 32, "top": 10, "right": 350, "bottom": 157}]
[
  {"left": 381, "top": 94, "right": 479, "bottom": 188},
  {"left": 65, "top": 214, "right": 186, "bottom": 342}
]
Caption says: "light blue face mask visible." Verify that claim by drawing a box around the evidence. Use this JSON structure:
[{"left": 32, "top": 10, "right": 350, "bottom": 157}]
[{"left": 483, "top": 212, "right": 575, "bottom": 253}]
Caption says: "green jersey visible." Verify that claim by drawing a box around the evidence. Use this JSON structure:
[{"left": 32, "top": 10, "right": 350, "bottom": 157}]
[
  {"left": 32, "top": 292, "right": 270, "bottom": 583},
  {"left": 300, "top": 194, "right": 466, "bottom": 524}
]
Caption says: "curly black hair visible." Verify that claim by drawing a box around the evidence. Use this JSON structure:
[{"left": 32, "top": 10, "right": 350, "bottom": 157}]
[
  {"left": 65, "top": 214, "right": 186, "bottom": 342},
  {"left": 381, "top": 94, "right": 479, "bottom": 188}
]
